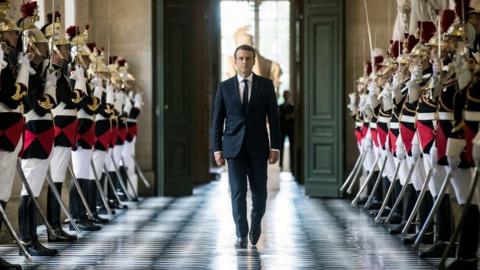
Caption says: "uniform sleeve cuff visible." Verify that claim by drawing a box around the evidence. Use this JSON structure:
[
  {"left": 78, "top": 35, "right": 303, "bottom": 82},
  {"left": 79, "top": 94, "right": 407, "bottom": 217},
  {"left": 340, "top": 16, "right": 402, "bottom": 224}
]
[{"left": 271, "top": 149, "right": 280, "bottom": 153}]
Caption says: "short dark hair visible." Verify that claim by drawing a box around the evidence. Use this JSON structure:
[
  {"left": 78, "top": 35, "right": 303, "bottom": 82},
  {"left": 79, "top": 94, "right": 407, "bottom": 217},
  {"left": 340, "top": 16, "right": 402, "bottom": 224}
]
[{"left": 234, "top": 44, "right": 256, "bottom": 59}]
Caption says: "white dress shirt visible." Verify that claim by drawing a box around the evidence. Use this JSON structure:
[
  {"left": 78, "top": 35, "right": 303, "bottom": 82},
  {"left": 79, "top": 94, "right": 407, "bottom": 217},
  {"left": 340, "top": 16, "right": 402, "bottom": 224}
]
[{"left": 237, "top": 73, "right": 253, "bottom": 104}]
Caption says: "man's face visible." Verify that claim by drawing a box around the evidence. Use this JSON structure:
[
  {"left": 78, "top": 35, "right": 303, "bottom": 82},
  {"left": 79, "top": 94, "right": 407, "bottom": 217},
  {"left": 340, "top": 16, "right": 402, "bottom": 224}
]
[{"left": 234, "top": 49, "right": 255, "bottom": 75}]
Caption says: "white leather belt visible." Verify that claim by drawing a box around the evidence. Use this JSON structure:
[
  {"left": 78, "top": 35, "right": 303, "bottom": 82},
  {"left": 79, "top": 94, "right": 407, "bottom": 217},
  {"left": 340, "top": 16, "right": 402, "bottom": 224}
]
[
  {"left": 437, "top": 112, "right": 454, "bottom": 120},
  {"left": 355, "top": 122, "right": 362, "bottom": 128},
  {"left": 378, "top": 116, "right": 390, "bottom": 123},
  {"left": 389, "top": 122, "right": 399, "bottom": 129},
  {"left": 400, "top": 115, "right": 416, "bottom": 123},
  {"left": 416, "top": 112, "right": 436, "bottom": 121},
  {"left": 369, "top": 123, "right": 377, "bottom": 129},
  {"left": 126, "top": 119, "right": 137, "bottom": 123},
  {"left": 464, "top": 111, "right": 480, "bottom": 121},
  {"left": 0, "top": 102, "right": 21, "bottom": 113},
  {"left": 25, "top": 110, "right": 52, "bottom": 121}
]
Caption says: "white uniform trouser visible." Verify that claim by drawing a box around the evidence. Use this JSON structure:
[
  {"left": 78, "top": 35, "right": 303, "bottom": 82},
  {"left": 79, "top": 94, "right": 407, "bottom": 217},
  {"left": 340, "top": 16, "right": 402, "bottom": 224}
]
[
  {"left": 0, "top": 137, "right": 22, "bottom": 201},
  {"left": 49, "top": 146, "right": 72, "bottom": 183},
  {"left": 397, "top": 157, "right": 408, "bottom": 185},
  {"left": 407, "top": 155, "right": 426, "bottom": 191},
  {"left": 451, "top": 168, "right": 478, "bottom": 205},
  {"left": 385, "top": 152, "right": 396, "bottom": 182},
  {"left": 90, "top": 150, "right": 106, "bottom": 181},
  {"left": 20, "top": 152, "right": 53, "bottom": 197},
  {"left": 122, "top": 138, "right": 137, "bottom": 196},
  {"left": 71, "top": 148, "right": 93, "bottom": 180},
  {"left": 363, "top": 146, "right": 377, "bottom": 172},
  {"left": 422, "top": 153, "right": 449, "bottom": 197},
  {"left": 109, "top": 145, "right": 123, "bottom": 172}
]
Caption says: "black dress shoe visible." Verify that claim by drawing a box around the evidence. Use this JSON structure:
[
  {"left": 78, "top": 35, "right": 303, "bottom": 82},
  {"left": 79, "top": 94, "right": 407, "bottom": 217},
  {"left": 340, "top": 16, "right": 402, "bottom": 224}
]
[
  {"left": 98, "top": 207, "right": 116, "bottom": 215},
  {"left": 92, "top": 214, "right": 109, "bottom": 224},
  {"left": 0, "top": 257, "right": 21, "bottom": 269},
  {"left": 249, "top": 226, "right": 261, "bottom": 246},
  {"left": 356, "top": 197, "right": 368, "bottom": 205},
  {"left": 48, "top": 226, "right": 77, "bottom": 242},
  {"left": 387, "top": 214, "right": 403, "bottom": 224},
  {"left": 447, "top": 257, "right": 478, "bottom": 270},
  {"left": 402, "top": 232, "right": 434, "bottom": 245},
  {"left": 22, "top": 241, "right": 58, "bottom": 256},
  {"left": 388, "top": 221, "right": 406, "bottom": 235},
  {"left": 70, "top": 217, "right": 101, "bottom": 231},
  {"left": 235, "top": 237, "right": 247, "bottom": 248},
  {"left": 419, "top": 242, "right": 455, "bottom": 258},
  {"left": 366, "top": 201, "right": 382, "bottom": 211}
]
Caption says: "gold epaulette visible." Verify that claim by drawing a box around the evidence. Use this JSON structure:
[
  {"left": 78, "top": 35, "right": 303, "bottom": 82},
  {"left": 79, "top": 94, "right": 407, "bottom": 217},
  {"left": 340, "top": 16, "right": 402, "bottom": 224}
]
[
  {"left": 451, "top": 121, "right": 465, "bottom": 133},
  {"left": 87, "top": 97, "right": 99, "bottom": 111},
  {"left": 38, "top": 96, "right": 54, "bottom": 110},
  {"left": 71, "top": 90, "right": 82, "bottom": 104},
  {"left": 11, "top": 83, "right": 26, "bottom": 101}
]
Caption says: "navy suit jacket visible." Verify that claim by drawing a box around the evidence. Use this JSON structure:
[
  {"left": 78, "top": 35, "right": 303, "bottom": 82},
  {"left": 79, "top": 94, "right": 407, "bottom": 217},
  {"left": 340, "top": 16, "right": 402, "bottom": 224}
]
[{"left": 212, "top": 73, "right": 281, "bottom": 159}]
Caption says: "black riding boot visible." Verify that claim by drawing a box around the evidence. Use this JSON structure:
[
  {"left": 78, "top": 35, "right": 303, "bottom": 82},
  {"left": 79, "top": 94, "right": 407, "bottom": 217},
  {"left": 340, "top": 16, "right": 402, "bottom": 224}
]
[
  {"left": 87, "top": 180, "right": 108, "bottom": 224},
  {"left": 447, "top": 204, "right": 479, "bottom": 270},
  {"left": 47, "top": 183, "right": 77, "bottom": 242}
]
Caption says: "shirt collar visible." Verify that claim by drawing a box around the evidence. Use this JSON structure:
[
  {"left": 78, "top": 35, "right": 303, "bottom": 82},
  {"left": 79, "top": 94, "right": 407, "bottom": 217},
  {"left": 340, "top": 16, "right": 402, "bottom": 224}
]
[{"left": 237, "top": 73, "right": 253, "bottom": 83}]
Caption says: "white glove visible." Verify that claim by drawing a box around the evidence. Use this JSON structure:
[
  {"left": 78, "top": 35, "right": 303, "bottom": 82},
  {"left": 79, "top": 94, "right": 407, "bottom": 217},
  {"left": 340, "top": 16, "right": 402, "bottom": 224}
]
[
  {"left": 134, "top": 93, "right": 143, "bottom": 108},
  {"left": 429, "top": 145, "right": 438, "bottom": 168},
  {"left": 114, "top": 91, "right": 125, "bottom": 113},
  {"left": 16, "top": 53, "right": 31, "bottom": 87},
  {"left": 411, "top": 142, "right": 422, "bottom": 159},
  {"left": 72, "top": 65, "right": 87, "bottom": 93},
  {"left": 106, "top": 83, "right": 114, "bottom": 104},
  {"left": 391, "top": 72, "right": 402, "bottom": 104},
  {"left": 432, "top": 59, "right": 442, "bottom": 76},
  {"left": 406, "top": 78, "right": 420, "bottom": 102},
  {"left": 456, "top": 58, "right": 472, "bottom": 90},
  {"left": 446, "top": 138, "right": 466, "bottom": 169},
  {"left": 44, "top": 69, "right": 58, "bottom": 104},
  {"left": 358, "top": 93, "right": 368, "bottom": 112},
  {"left": 380, "top": 84, "right": 393, "bottom": 111},
  {"left": 472, "top": 131, "right": 480, "bottom": 166},
  {"left": 128, "top": 90, "right": 134, "bottom": 99},
  {"left": 92, "top": 75, "right": 104, "bottom": 99},
  {"left": 124, "top": 97, "right": 133, "bottom": 115},
  {"left": 0, "top": 46, "right": 7, "bottom": 74},
  {"left": 396, "top": 139, "right": 406, "bottom": 160},
  {"left": 347, "top": 92, "right": 357, "bottom": 115}
]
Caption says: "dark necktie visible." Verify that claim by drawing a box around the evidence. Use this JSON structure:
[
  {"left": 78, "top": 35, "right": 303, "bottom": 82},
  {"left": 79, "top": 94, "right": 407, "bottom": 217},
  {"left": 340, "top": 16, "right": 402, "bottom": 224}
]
[{"left": 242, "top": 79, "right": 249, "bottom": 114}]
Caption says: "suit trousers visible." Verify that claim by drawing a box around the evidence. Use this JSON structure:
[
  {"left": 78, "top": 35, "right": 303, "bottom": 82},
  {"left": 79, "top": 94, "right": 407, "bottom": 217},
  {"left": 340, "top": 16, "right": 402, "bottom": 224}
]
[{"left": 227, "top": 144, "right": 268, "bottom": 238}]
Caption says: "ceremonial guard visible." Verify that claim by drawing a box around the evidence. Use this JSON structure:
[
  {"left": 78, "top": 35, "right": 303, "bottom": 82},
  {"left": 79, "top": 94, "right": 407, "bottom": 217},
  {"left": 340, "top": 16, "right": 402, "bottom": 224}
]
[
  {"left": 17, "top": 1, "right": 58, "bottom": 256},
  {"left": 42, "top": 12, "right": 78, "bottom": 242},
  {"left": 67, "top": 25, "right": 102, "bottom": 231},
  {"left": 0, "top": 0, "right": 25, "bottom": 267}
]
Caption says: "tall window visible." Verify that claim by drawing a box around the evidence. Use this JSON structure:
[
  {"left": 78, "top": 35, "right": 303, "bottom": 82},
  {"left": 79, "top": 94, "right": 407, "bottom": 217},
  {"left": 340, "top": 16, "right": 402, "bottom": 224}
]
[
  {"left": 64, "top": 0, "right": 75, "bottom": 27},
  {"left": 220, "top": 0, "right": 290, "bottom": 97}
]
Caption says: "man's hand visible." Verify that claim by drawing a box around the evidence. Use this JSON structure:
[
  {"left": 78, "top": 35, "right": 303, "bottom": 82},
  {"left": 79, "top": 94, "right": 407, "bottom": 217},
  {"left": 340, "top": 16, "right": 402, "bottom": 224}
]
[
  {"left": 269, "top": 150, "right": 279, "bottom": 164},
  {"left": 214, "top": 152, "right": 225, "bottom": 166}
]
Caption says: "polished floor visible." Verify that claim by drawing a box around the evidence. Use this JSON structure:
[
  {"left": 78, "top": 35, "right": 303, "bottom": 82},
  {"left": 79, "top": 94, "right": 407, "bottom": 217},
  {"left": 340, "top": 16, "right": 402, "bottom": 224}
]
[{"left": 0, "top": 172, "right": 458, "bottom": 269}]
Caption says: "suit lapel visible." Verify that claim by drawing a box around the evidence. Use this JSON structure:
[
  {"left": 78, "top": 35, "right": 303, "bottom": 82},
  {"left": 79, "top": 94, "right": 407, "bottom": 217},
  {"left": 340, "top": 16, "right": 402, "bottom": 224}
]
[{"left": 246, "top": 73, "right": 258, "bottom": 116}]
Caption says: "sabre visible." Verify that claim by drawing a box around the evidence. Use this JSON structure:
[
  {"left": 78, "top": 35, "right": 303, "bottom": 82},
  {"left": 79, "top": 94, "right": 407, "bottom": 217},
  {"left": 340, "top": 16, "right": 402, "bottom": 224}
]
[
  {"left": 346, "top": 152, "right": 368, "bottom": 194},
  {"left": 110, "top": 155, "right": 134, "bottom": 201},
  {"left": 121, "top": 156, "right": 140, "bottom": 200},
  {"left": 132, "top": 154, "right": 151, "bottom": 188},
  {"left": 0, "top": 204, "right": 31, "bottom": 261},
  {"left": 439, "top": 167, "right": 480, "bottom": 269},
  {"left": 340, "top": 151, "right": 365, "bottom": 193},
  {"left": 364, "top": 154, "right": 388, "bottom": 209},
  {"left": 65, "top": 164, "right": 94, "bottom": 220},
  {"left": 363, "top": 0, "right": 375, "bottom": 79},
  {"left": 16, "top": 160, "right": 56, "bottom": 238},
  {"left": 351, "top": 155, "right": 382, "bottom": 206},
  {"left": 413, "top": 170, "right": 453, "bottom": 248},
  {"left": 103, "top": 163, "right": 126, "bottom": 208},
  {"left": 46, "top": 171, "right": 81, "bottom": 234},
  {"left": 375, "top": 159, "right": 402, "bottom": 223},
  {"left": 385, "top": 157, "right": 418, "bottom": 224},
  {"left": 90, "top": 160, "right": 113, "bottom": 215},
  {"left": 401, "top": 167, "right": 433, "bottom": 234}
]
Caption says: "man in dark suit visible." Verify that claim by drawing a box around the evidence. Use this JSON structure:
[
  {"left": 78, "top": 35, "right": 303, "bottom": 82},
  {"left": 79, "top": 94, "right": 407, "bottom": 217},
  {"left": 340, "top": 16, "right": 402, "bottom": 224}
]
[
  {"left": 212, "top": 44, "right": 281, "bottom": 248},
  {"left": 279, "top": 90, "right": 295, "bottom": 171}
]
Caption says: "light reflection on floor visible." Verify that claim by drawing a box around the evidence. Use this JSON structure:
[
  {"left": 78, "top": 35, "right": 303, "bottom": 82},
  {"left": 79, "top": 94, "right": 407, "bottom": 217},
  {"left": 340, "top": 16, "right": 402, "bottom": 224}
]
[{"left": 0, "top": 171, "right": 443, "bottom": 269}]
